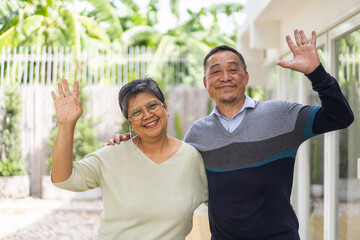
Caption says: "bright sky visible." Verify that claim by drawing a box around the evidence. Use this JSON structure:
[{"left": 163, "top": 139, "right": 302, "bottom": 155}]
[{"left": 134, "top": 0, "right": 247, "bottom": 34}]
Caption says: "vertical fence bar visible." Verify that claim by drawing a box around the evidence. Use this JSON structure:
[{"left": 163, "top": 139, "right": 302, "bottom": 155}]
[
  {"left": 81, "top": 48, "right": 87, "bottom": 85},
  {"left": 23, "top": 47, "right": 29, "bottom": 86},
  {"left": 111, "top": 49, "right": 116, "bottom": 85},
  {"left": 1, "top": 46, "right": 5, "bottom": 85},
  {"left": 117, "top": 47, "right": 122, "bottom": 85},
  {"left": 140, "top": 46, "right": 145, "bottom": 78},
  {"left": 6, "top": 46, "right": 11, "bottom": 85},
  {"left": 105, "top": 48, "right": 111, "bottom": 85},
  {"left": 93, "top": 48, "right": 97, "bottom": 85},
  {"left": 28, "top": 47, "right": 35, "bottom": 84},
  {"left": 129, "top": 46, "right": 134, "bottom": 76},
  {"left": 40, "top": 46, "right": 46, "bottom": 85},
  {"left": 46, "top": 47, "right": 52, "bottom": 85},
  {"left": 58, "top": 47, "right": 64, "bottom": 81},
  {"left": 52, "top": 47, "right": 58, "bottom": 85},
  {"left": 34, "top": 47, "right": 40, "bottom": 85},
  {"left": 76, "top": 48, "right": 81, "bottom": 83},
  {"left": 135, "top": 46, "right": 140, "bottom": 78},
  {"left": 72, "top": 47, "right": 76, "bottom": 84},
  {"left": 99, "top": 50, "right": 105, "bottom": 85},
  {"left": 17, "top": 46, "right": 23, "bottom": 84},
  {"left": 124, "top": 47, "right": 128, "bottom": 83},
  {"left": 12, "top": 46, "right": 17, "bottom": 84}
]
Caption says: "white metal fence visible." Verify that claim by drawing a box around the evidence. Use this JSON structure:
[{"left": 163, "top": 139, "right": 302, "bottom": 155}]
[{"left": 0, "top": 46, "right": 210, "bottom": 197}]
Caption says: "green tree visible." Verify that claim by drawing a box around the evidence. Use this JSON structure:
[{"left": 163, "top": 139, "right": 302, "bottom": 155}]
[
  {"left": 148, "top": 2, "right": 244, "bottom": 87},
  {"left": 0, "top": 0, "right": 116, "bottom": 53}
]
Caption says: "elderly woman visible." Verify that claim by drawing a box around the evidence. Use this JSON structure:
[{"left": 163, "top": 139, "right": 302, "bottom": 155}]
[{"left": 50, "top": 78, "right": 208, "bottom": 240}]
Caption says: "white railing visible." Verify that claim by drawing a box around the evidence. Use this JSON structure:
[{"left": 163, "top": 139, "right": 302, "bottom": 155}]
[{"left": 0, "top": 45, "right": 199, "bottom": 86}]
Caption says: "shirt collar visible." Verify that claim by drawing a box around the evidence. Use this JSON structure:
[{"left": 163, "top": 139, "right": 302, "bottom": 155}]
[{"left": 211, "top": 94, "right": 255, "bottom": 120}]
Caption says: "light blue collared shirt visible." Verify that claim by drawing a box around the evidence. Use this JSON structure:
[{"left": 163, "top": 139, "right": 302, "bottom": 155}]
[{"left": 211, "top": 95, "right": 255, "bottom": 133}]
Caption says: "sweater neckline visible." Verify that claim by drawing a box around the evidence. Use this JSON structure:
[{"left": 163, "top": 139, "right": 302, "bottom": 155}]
[
  {"left": 212, "top": 107, "right": 250, "bottom": 137},
  {"left": 128, "top": 139, "right": 184, "bottom": 166}
]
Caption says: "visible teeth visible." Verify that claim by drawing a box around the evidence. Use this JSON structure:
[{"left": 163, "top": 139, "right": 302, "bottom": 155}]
[{"left": 145, "top": 120, "right": 157, "bottom": 127}]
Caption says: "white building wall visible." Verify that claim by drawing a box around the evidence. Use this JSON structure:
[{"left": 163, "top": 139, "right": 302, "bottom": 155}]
[{"left": 239, "top": 0, "right": 360, "bottom": 86}]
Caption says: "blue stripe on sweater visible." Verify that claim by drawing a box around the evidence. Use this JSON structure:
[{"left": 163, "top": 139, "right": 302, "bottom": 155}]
[
  {"left": 304, "top": 106, "right": 320, "bottom": 140},
  {"left": 205, "top": 148, "right": 298, "bottom": 172}
]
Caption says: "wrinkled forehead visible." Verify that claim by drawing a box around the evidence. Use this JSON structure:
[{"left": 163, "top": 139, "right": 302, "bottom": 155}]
[{"left": 206, "top": 51, "right": 243, "bottom": 69}]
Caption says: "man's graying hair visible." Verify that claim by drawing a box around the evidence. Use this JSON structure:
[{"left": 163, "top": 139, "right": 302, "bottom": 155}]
[
  {"left": 203, "top": 45, "right": 247, "bottom": 72},
  {"left": 118, "top": 77, "right": 165, "bottom": 119}
]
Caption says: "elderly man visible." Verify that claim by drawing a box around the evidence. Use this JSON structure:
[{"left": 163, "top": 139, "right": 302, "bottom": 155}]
[{"left": 109, "top": 30, "right": 354, "bottom": 239}]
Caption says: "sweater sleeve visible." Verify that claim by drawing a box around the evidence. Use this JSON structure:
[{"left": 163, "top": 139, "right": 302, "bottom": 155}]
[
  {"left": 52, "top": 153, "right": 102, "bottom": 192},
  {"left": 306, "top": 64, "right": 354, "bottom": 134}
]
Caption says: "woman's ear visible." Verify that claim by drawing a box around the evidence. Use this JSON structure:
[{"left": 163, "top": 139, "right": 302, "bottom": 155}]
[{"left": 163, "top": 102, "right": 169, "bottom": 117}]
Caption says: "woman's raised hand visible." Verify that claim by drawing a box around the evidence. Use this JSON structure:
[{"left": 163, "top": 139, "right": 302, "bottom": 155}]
[{"left": 51, "top": 79, "right": 83, "bottom": 125}]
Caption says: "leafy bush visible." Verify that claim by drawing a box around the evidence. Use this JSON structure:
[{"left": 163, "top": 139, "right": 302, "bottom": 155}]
[
  {"left": 46, "top": 87, "right": 101, "bottom": 172},
  {"left": 0, "top": 88, "right": 26, "bottom": 176}
]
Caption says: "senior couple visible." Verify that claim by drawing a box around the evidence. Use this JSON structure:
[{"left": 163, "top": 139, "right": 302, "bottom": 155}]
[{"left": 51, "top": 30, "right": 353, "bottom": 240}]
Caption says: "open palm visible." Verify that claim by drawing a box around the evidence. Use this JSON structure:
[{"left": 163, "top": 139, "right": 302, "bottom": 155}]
[
  {"left": 277, "top": 30, "right": 321, "bottom": 74},
  {"left": 51, "top": 80, "right": 83, "bottom": 124}
]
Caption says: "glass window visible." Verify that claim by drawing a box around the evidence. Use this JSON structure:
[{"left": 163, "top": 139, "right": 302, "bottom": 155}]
[{"left": 336, "top": 28, "right": 360, "bottom": 240}]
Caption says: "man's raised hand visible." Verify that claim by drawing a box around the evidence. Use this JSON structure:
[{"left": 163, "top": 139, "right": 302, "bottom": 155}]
[{"left": 277, "top": 29, "right": 321, "bottom": 75}]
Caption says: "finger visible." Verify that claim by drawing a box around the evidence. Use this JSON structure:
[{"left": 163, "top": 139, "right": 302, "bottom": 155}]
[
  {"left": 120, "top": 133, "right": 131, "bottom": 140},
  {"left": 74, "top": 96, "right": 83, "bottom": 109},
  {"left": 276, "top": 60, "right": 294, "bottom": 70},
  {"left": 72, "top": 81, "right": 80, "bottom": 98},
  {"left": 285, "top": 35, "right": 297, "bottom": 52},
  {"left": 294, "top": 29, "right": 302, "bottom": 47},
  {"left": 299, "top": 30, "right": 309, "bottom": 45},
  {"left": 109, "top": 138, "right": 115, "bottom": 144},
  {"left": 51, "top": 91, "right": 59, "bottom": 104},
  {"left": 62, "top": 79, "right": 71, "bottom": 97},
  {"left": 311, "top": 31, "right": 317, "bottom": 46},
  {"left": 103, "top": 141, "right": 114, "bottom": 146},
  {"left": 58, "top": 82, "right": 65, "bottom": 99}
]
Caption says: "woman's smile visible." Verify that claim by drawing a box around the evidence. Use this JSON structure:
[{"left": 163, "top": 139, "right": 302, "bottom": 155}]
[{"left": 143, "top": 119, "right": 159, "bottom": 128}]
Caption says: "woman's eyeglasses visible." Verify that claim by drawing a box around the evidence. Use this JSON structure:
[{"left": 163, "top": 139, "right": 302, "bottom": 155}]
[{"left": 128, "top": 100, "right": 165, "bottom": 120}]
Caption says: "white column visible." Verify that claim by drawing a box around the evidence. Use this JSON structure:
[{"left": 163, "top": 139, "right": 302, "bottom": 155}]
[
  {"left": 297, "top": 74, "right": 310, "bottom": 240},
  {"left": 324, "top": 130, "right": 339, "bottom": 240}
]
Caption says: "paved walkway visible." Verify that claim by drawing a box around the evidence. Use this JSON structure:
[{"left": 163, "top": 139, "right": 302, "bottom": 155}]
[
  {"left": 3, "top": 197, "right": 359, "bottom": 240},
  {"left": 0, "top": 197, "right": 210, "bottom": 240}
]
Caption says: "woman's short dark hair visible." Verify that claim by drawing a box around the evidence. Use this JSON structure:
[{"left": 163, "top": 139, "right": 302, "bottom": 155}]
[
  {"left": 118, "top": 77, "right": 165, "bottom": 118},
  {"left": 203, "top": 45, "right": 247, "bottom": 72}
]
